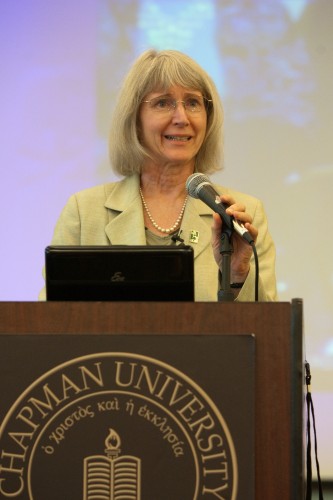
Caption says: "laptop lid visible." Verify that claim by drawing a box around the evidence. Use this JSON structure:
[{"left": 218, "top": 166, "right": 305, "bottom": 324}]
[{"left": 45, "top": 245, "right": 194, "bottom": 301}]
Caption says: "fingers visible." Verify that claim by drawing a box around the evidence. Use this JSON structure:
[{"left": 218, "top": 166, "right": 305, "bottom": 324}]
[
  {"left": 213, "top": 196, "right": 258, "bottom": 243},
  {"left": 242, "top": 222, "right": 258, "bottom": 243},
  {"left": 221, "top": 194, "right": 251, "bottom": 223}
]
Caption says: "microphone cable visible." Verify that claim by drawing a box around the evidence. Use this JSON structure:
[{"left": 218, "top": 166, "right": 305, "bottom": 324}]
[{"left": 305, "top": 361, "right": 324, "bottom": 500}]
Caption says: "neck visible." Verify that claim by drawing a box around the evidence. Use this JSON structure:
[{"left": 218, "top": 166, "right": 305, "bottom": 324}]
[{"left": 140, "top": 165, "right": 194, "bottom": 197}]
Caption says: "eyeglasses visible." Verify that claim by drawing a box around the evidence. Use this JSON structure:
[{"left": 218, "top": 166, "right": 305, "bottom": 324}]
[{"left": 142, "top": 95, "right": 212, "bottom": 113}]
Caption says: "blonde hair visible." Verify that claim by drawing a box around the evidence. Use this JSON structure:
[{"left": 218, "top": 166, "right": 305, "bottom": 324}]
[{"left": 109, "top": 49, "right": 224, "bottom": 176}]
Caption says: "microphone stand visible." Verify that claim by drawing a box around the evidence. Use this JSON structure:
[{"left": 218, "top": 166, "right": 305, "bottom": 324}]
[{"left": 217, "top": 224, "right": 235, "bottom": 302}]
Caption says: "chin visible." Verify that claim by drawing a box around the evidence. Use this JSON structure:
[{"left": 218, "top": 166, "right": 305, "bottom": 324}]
[{"left": 166, "top": 152, "right": 195, "bottom": 163}]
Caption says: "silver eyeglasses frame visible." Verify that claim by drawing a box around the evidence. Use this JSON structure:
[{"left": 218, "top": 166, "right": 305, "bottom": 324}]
[{"left": 141, "top": 95, "right": 213, "bottom": 113}]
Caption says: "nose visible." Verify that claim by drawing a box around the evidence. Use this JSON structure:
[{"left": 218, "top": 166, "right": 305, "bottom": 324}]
[{"left": 171, "top": 101, "right": 189, "bottom": 125}]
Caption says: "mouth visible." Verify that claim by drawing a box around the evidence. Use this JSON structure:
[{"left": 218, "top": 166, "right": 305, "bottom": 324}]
[{"left": 164, "top": 135, "right": 191, "bottom": 142}]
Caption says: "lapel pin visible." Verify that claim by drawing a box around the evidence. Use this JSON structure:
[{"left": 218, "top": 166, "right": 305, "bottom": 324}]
[{"left": 189, "top": 230, "right": 200, "bottom": 244}]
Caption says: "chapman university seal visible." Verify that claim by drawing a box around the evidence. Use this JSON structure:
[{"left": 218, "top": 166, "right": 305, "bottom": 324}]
[{"left": 0, "top": 353, "right": 238, "bottom": 499}]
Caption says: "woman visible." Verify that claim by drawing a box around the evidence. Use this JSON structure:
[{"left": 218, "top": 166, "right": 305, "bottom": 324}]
[{"left": 40, "top": 49, "right": 277, "bottom": 301}]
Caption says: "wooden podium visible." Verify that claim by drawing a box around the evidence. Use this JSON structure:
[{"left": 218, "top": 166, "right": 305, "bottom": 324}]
[{"left": 0, "top": 300, "right": 304, "bottom": 499}]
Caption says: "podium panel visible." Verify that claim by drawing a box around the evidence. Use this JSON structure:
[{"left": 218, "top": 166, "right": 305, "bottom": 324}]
[
  {"left": 0, "top": 334, "right": 255, "bottom": 499},
  {"left": 0, "top": 300, "right": 304, "bottom": 499}
]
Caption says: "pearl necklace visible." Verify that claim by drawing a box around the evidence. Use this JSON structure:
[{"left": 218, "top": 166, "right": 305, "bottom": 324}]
[{"left": 139, "top": 188, "right": 188, "bottom": 234}]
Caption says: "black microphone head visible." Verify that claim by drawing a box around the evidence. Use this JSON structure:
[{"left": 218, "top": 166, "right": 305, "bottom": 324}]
[{"left": 185, "top": 173, "right": 211, "bottom": 198}]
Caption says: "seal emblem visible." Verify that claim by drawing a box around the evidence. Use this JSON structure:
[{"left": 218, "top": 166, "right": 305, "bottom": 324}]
[{"left": 0, "top": 353, "right": 237, "bottom": 499}]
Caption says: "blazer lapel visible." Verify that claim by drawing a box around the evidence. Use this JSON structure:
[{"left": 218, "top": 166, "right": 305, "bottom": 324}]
[
  {"left": 104, "top": 175, "right": 147, "bottom": 245},
  {"left": 180, "top": 197, "right": 212, "bottom": 259}
]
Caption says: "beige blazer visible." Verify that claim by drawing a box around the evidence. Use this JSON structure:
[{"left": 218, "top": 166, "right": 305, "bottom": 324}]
[{"left": 40, "top": 174, "right": 277, "bottom": 301}]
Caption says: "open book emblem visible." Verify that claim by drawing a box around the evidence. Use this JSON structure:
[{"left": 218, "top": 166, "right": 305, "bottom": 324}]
[{"left": 83, "top": 428, "right": 141, "bottom": 499}]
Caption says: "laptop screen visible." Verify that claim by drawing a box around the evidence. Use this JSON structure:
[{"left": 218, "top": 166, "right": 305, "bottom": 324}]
[{"left": 45, "top": 245, "right": 194, "bottom": 301}]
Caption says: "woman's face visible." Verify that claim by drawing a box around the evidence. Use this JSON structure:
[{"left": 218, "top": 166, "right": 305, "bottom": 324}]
[{"left": 139, "top": 85, "right": 207, "bottom": 170}]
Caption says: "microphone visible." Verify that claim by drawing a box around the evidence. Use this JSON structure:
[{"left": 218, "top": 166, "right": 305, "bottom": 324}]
[
  {"left": 186, "top": 173, "right": 254, "bottom": 244},
  {"left": 171, "top": 230, "right": 185, "bottom": 245}
]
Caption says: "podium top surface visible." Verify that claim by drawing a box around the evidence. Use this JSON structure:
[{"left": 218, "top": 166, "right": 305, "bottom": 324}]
[{"left": 0, "top": 300, "right": 301, "bottom": 335}]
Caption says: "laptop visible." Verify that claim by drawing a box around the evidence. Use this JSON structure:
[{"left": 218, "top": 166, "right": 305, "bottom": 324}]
[{"left": 45, "top": 245, "right": 194, "bottom": 301}]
